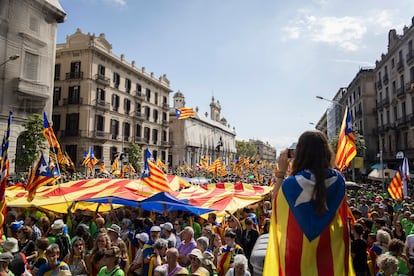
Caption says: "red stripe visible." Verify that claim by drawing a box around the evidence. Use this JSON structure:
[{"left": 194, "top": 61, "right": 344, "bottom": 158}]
[
  {"left": 284, "top": 208, "right": 302, "bottom": 275},
  {"left": 317, "top": 226, "right": 334, "bottom": 275},
  {"left": 340, "top": 200, "right": 351, "bottom": 275},
  {"left": 273, "top": 193, "right": 284, "bottom": 276}
]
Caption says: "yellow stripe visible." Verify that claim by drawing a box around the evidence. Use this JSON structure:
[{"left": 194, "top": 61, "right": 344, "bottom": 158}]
[
  {"left": 301, "top": 235, "right": 319, "bottom": 274},
  {"left": 276, "top": 192, "right": 288, "bottom": 274}
]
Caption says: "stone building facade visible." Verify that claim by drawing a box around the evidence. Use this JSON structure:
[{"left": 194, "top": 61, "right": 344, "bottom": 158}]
[
  {"left": 0, "top": 0, "right": 66, "bottom": 173},
  {"left": 53, "top": 29, "right": 172, "bottom": 168}
]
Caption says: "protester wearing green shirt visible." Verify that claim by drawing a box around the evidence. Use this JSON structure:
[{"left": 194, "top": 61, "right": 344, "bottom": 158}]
[{"left": 97, "top": 246, "right": 125, "bottom": 276}]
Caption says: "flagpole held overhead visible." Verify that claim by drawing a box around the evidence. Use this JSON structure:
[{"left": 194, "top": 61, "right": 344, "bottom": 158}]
[{"left": 335, "top": 106, "right": 357, "bottom": 172}]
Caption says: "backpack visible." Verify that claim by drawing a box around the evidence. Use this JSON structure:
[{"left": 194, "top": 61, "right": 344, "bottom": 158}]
[{"left": 55, "top": 234, "right": 70, "bottom": 260}]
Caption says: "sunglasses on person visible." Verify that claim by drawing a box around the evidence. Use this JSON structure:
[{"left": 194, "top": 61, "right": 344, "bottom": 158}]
[{"left": 74, "top": 243, "right": 84, "bottom": 247}]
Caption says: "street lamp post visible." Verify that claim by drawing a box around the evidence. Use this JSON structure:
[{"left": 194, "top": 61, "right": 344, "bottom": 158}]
[
  {"left": 316, "top": 95, "right": 356, "bottom": 181},
  {"left": 0, "top": 54, "right": 20, "bottom": 67}
]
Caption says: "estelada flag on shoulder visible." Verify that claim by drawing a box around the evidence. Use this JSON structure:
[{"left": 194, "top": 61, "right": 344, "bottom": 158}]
[{"left": 263, "top": 170, "right": 355, "bottom": 276}]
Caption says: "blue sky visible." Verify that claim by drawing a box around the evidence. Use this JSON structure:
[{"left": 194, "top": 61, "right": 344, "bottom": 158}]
[{"left": 56, "top": 0, "right": 414, "bottom": 153}]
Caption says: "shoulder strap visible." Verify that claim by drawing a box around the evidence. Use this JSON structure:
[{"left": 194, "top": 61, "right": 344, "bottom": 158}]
[{"left": 109, "top": 266, "right": 120, "bottom": 276}]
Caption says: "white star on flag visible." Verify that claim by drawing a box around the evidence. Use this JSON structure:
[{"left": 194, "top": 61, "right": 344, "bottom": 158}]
[
  {"left": 294, "top": 174, "right": 337, "bottom": 207},
  {"left": 38, "top": 164, "right": 48, "bottom": 174}
]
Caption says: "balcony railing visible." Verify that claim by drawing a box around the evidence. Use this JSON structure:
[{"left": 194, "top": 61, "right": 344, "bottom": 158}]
[
  {"left": 63, "top": 97, "right": 83, "bottom": 105},
  {"left": 161, "top": 141, "right": 171, "bottom": 147},
  {"left": 162, "top": 120, "right": 169, "bottom": 127},
  {"left": 66, "top": 71, "right": 83, "bottom": 80},
  {"left": 95, "top": 99, "right": 110, "bottom": 110},
  {"left": 132, "top": 110, "right": 145, "bottom": 120},
  {"left": 397, "top": 116, "right": 409, "bottom": 127},
  {"left": 92, "top": 130, "right": 110, "bottom": 139},
  {"left": 355, "top": 109, "right": 362, "bottom": 117},
  {"left": 383, "top": 74, "right": 389, "bottom": 84},
  {"left": 65, "top": 129, "right": 80, "bottom": 137},
  {"left": 396, "top": 87, "right": 405, "bottom": 98},
  {"left": 135, "top": 91, "right": 145, "bottom": 100},
  {"left": 376, "top": 101, "right": 382, "bottom": 110},
  {"left": 376, "top": 80, "right": 382, "bottom": 89},
  {"left": 382, "top": 97, "right": 390, "bottom": 107},
  {"left": 162, "top": 103, "right": 170, "bottom": 110},
  {"left": 95, "top": 74, "right": 110, "bottom": 86},
  {"left": 134, "top": 136, "right": 144, "bottom": 144}
]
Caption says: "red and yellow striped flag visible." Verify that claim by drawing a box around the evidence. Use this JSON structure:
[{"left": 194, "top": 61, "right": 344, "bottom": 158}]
[
  {"left": 388, "top": 171, "right": 403, "bottom": 199},
  {"left": 335, "top": 107, "right": 356, "bottom": 171},
  {"left": 175, "top": 107, "right": 195, "bottom": 119}
]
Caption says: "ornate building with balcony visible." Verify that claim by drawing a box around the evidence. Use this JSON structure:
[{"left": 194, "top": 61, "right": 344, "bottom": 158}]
[
  {"left": 340, "top": 68, "right": 377, "bottom": 171},
  {"left": 374, "top": 17, "right": 414, "bottom": 165},
  {"left": 53, "top": 29, "right": 172, "bottom": 168},
  {"left": 249, "top": 139, "right": 276, "bottom": 162},
  {"left": 168, "top": 92, "right": 236, "bottom": 169},
  {"left": 0, "top": 0, "right": 66, "bottom": 173}
]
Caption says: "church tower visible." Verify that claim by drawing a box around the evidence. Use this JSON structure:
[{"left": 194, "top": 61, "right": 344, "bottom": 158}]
[
  {"left": 210, "top": 96, "right": 221, "bottom": 122},
  {"left": 173, "top": 90, "right": 185, "bottom": 109}
]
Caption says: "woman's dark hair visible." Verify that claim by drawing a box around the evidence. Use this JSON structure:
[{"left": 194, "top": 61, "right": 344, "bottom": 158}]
[{"left": 292, "top": 131, "right": 333, "bottom": 215}]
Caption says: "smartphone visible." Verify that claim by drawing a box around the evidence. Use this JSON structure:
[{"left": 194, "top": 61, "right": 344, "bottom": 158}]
[{"left": 288, "top": 142, "right": 297, "bottom": 158}]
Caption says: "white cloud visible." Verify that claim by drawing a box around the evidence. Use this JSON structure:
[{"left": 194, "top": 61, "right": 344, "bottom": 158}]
[
  {"left": 104, "top": 0, "right": 126, "bottom": 6},
  {"left": 283, "top": 15, "right": 367, "bottom": 51}
]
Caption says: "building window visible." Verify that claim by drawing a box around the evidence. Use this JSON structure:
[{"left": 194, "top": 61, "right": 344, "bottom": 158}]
[
  {"left": 123, "top": 122, "right": 130, "bottom": 141},
  {"left": 68, "top": 86, "right": 80, "bottom": 104},
  {"left": 93, "top": 146, "right": 103, "bottom": 160},
  {"left": 146, "top": 88, "right": 151, "bottom": 102},
  {"left": 152, "top": 129, "right": 158, "bottom": 144},
  {"left": 136, "top": 84, "right": 142, "bottom": 95},
  {"left": 153, "top": 109, "right": 158, "bottom": 123},
  {"left": 124, "top": 99, "right": 131, "bottom": 114},
  {"left": 391, "top": 58, "right": 395, "bottom": 68},
  {"left": 54, "top": 64, "right": 61, "bottom": 80},
  {"left": 145, "top": 106, "right": 150, "bottom": 120},
  {"left": 96, "top": 115, "right": 104, "bottom": 131},
  {"left": 97, "top": 88, "right": 105, "bottom": 102},
  {"left": 65, "top": 144, "right": 77, "bottom": 165},
  {"left": 52, "top": 115, "right": 60, "bottom": 131},
  {"left": 69, "top": 61, "right": 81, "bottom": 79},
  {"left": 404, "top": 132, "right": 408, "bottom": 149},
  {"left": 53, "top": 87, "right": 61, "bottom": 107},
  {"left": 98, "top": 64, "right": 105, "bottom": 76},
  {"left": 125, "top": 78, "right": 131, "bottom": 93},
  {"left": 154, "top": 92, "right": 158, "bottom": 105},
  {"left": 110, "top": 146, "right": 118, "bottom": 163},
  {"left": 136, "top": 102, "right": 141, "bottom": 113},
  {"left": 66, "top": 113, "right": 79, "bottom": 136},
  {"left": 163, "top": 96, "right": 167, "bottom": 104},
  {"left": 144, "top": 127, "right": 150, "bottom": 143},
  {"left": 136, "top": 124, "right": 141, "bottom": 138},
  {"left": 162, "top": 130, "right": 167, "bottom": 141},
  {"left": 392, "top": 81, "right": 396, "bottom": 94},
  {"left": 23, "top": 51, "right": 39, "bottom": 80},
  {"left": 162, "top": 112, "right": 167, "bottom": 121},
  {"left": 113, "top": 72, "right": 120, "bottom": 89},
  {"left": 111, "top": 119, "right": 119, "bottom": 139},
  {"left": 112, "top": 94, "right": 120, "bottom": 112}
]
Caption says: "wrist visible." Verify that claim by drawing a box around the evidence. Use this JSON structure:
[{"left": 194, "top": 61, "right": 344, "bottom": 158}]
[{"left": 277, "top": 171, "right": 286, "bottom": 178}]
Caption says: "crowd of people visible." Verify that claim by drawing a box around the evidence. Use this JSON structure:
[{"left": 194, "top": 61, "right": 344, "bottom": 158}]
[{"left": 0, "top": 201, "right": 272, "bottom": 276}]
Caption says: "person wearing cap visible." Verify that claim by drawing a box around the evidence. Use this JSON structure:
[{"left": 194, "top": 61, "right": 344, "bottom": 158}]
[
  {"left": 47, "top": 219, "right": 71, "bottom": 260},
  {"left": 3, "top": 237, "right": 26, "bottom": 276},
  {"left": 107, "top": 224, "right": 122, "bottom": 245},
  {"left": 24, "top": 215, "right": 42, "bottom": 241},
  {"left": 147, "top": 239, "right": 168, "bottom": 276},
  {"left": 129, "top": 232, "right": 149, "bottom": 276},
  {"left": 0, "top": 251, "right": 14, "bottom": 276},
  {"left": 142, "top": 226, "right": 161, "bottom": 276},
  {"left": 187, "top": 249, "right": 209, "bottom": 276},
  {"left": 71, "top": 223, "right": 93, "bottom": 251},
  {"left": 160, "top": 223, "right": 176, "bottom": 248},
  {"left": 200, "top": 251, "right": 217, "bottom": 276},
  {"left": 196, "top": 237, "right": 209, "bottom": 253},
  {"left": 79, "top": 210, "right": 98, "bottom": 239},
  {"left": 177, "top": 226, "right": 197, "bottom": 268}
]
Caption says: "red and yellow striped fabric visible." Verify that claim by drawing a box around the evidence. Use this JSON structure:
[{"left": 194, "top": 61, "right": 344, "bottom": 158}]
[
  {"left": 388, "top": 170, "right": 403, "bottom": 199},
  {"left": 141, "top": 159, "right": 172, "bottom": 193},
  {"left": 264, "top": 182, "right": 355, "bottom": 276}
]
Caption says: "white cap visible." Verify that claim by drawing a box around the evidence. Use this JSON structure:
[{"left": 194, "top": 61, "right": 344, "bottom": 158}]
[
  {"left": 135, "top": 232, "right": 149, "bottom": 243},
  {"left": 161, "top": 222, "right": 173, "bottom": 232}
]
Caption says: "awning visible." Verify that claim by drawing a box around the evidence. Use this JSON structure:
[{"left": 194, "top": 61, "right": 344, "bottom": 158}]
[{"left": 371, "top": 163, "right": 387, "bottom": 170}]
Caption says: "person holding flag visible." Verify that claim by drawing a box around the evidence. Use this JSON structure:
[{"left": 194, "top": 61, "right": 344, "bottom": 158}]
[{"left": 264, "top": 130, "right": 355, "bottom": 275}]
